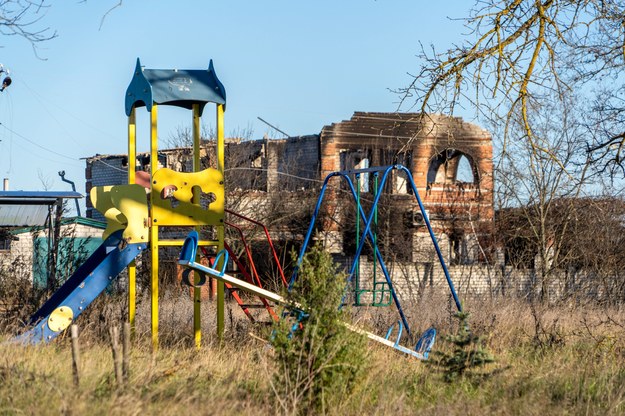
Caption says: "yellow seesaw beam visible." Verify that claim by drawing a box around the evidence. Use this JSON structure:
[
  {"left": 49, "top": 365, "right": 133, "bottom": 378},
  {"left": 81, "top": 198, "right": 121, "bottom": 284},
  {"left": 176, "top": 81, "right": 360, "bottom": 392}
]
[{"left": 178, "top": 237, "right": 432, "bottom": 360}]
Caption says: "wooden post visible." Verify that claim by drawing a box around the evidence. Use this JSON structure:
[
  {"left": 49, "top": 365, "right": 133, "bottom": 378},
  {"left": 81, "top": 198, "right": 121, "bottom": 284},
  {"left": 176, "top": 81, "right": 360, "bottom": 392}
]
[
  {"left": 109, "top": 326, "right": 123, "bottom": 386},
  {"left": 70, "top": 325, "right": 80, "bottom": 387},
  {"left": 122, "top": 322, "right": 130, "bottom": 384}
]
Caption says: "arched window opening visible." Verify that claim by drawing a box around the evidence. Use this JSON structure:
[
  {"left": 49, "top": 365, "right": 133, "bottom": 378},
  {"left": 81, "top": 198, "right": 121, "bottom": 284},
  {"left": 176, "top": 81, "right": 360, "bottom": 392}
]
[
  {"left": 427, "top": 153, "right": 446, "bottom": 184},
  {"left": 427, "top": 149, "right": 477, "bottom": 185},
  {"left": 455, "top": 154, "right": 475, "bottom": 183}
]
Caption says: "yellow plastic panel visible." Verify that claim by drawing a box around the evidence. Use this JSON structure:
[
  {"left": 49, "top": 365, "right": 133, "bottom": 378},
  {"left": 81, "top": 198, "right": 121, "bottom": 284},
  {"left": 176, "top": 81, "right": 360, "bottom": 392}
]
[
  {"left": 48, "top": 306, "right": 74, "bottom": 332},
  {"left": 152, "top": 168, "right": 224, "bottom": 226},
  {"left": 90, "top": 186, "right": 127, "bottom": 239},
  {"left": 110, "top": 184, "right": 150, "bottom": 242}
]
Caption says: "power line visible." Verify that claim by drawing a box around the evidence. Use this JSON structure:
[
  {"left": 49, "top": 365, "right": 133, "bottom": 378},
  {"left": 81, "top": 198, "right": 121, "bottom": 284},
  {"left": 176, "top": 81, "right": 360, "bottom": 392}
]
[
  {"left": 0, "top": 122, "right": 79, "bottom": 162},
  {"left": 19, "top": 78, "right": 118, "bottom": 143},
  {"left": 92, "top": 157, "right": 127, "bottom": 172},
  {"left": 225, "top": 166, "right": 325, "bottom": 184}
]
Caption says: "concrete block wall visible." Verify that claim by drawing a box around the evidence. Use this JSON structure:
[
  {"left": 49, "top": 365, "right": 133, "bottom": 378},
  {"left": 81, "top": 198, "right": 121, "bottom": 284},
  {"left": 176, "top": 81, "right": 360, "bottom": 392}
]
[
  {"left": 276, "top": 135, "right": 320, "bottom": 190},
  {"left": 341, "top": 256, "right": 570, "bottom": 304},
  {"left": 0, "top": 232, "right": 35, "bottom": 281}
]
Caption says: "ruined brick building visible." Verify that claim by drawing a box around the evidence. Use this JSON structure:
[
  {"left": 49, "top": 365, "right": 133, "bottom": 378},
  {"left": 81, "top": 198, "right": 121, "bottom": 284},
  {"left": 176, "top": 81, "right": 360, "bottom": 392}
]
[
  {"left": 317, "top": 112, "right": 493, "bottom": 265},
  {"left": 85, "top": 112, "right": 494, "bottom": 267}
]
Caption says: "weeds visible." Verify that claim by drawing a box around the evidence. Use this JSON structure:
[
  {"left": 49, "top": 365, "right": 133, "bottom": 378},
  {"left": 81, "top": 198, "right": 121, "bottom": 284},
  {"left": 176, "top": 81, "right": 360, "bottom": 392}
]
[
  {"left": 0, "top": 254, "right": 46, "bottom": 332},
  {"left": 0, "top": 299, "right": 624, "bottom": 414},
  {"left": 2, "top": 246, "right": 625, "bottom": 415},
  {"left": 529, "top": 301, "right": 566, "bottom": 350}
]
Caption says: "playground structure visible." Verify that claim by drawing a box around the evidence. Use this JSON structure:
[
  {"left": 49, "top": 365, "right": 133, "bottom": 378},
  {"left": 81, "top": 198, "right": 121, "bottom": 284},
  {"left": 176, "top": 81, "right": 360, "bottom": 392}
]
[
  {"left": 14, "top": 59, "right": 463, "bottom": 359},
  {"left": 16, "top": 59, "right": 229, "bottom": 347},
  {"left": 291, "top": 165, "right": 463, "bottom": 331}
]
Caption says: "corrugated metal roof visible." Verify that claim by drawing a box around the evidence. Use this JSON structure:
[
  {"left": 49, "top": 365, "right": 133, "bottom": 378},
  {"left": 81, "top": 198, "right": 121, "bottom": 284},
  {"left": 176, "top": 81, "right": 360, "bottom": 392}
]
[
  {"left": 0, "top": 191, "right": 83, "bottom": 226},
  {"left": 0, "top": 204, "right": 50, "bottom": 226}
]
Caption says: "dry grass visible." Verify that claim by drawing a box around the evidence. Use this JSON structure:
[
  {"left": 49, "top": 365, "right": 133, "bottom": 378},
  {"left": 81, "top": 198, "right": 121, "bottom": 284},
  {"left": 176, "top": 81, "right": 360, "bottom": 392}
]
[
  {"left": 2, "top": 295, "right": 625, "bottom": 415},
  {"left": 0, "top": 338, "right": 272, "bottom": 415}
]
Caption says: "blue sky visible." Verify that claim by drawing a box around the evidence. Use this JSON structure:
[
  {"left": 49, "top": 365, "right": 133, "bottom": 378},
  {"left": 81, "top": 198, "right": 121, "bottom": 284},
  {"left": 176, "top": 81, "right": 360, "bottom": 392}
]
[{"left": 0, "top": 1, "right": 471, "bottom": 213}]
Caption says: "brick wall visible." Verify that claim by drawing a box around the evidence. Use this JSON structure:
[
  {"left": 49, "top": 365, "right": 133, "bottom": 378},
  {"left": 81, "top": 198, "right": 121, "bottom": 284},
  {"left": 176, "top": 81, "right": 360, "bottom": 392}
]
[{"left": 318, "top": 112, "right": 494, "bottom": 262}]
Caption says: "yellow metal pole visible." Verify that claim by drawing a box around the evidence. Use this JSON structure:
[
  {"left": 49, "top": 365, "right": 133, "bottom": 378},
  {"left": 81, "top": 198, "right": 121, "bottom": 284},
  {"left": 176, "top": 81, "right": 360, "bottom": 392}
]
[
  {"left": 192, "top": 104, "right": 202, "bottom": 348},
  {"left": 216, "top": 103, "right": 225, "bottom": 339},
  {"left": 127, "top": 107, "right": 137, "bottom": 333},
  {"left": 128, "top": 107, "right": 137, "bottom": 183},
  {"left": 150, "top": 104, "right": 159, "bottom": 350}
]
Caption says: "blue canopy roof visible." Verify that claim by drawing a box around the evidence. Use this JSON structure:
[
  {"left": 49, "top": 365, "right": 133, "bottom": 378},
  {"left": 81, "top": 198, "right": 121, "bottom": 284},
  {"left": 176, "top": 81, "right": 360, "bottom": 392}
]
[
  {"left": 0, "top": 191, "right": 82, "bottom": 203},
  {"left": 125, "top": 58, "right": 226, "bottom": 116}
]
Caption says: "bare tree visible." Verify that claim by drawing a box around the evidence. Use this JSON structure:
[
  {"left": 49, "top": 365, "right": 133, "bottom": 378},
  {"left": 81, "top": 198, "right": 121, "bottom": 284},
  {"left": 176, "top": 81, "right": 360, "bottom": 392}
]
[
  {"left": 37, "top": 168, "right": 52, "bottom": 190},
  {"left": 586, "top": 85, "right": 625, "bottom": 176},
  {"left": 397, "top": 1, "right": 625, "bottom": 172},
  {"left": 164, "top": 124, "right": 255, "bottom": 149},
  {"left": 0, "top": 0, "right": 57, "bottom": 56},
  {"left": 495, "top": 93, "right": 596, "bottom": 300}
]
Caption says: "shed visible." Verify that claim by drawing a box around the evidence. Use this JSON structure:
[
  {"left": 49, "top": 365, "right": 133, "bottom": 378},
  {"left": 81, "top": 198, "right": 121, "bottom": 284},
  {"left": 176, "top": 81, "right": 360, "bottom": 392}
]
[{"left": 3, "top": 217, "right": 106, "bottom": 288}]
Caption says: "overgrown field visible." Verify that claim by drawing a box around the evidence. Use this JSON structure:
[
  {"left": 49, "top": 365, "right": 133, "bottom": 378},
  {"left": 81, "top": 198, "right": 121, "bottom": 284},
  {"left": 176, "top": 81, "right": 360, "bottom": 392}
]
[{"left": 2, "top": 297, "right": 625, "bottom": 415}]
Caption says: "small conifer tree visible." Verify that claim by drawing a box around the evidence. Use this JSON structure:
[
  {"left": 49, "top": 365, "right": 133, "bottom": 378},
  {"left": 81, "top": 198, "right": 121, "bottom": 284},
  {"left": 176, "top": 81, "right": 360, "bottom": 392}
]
[
  {"left": 271, "top": 244, "right": 367, "bottom": 414},
  {"left": 430, "top": 311, "right": 495, "bottom": 383}
]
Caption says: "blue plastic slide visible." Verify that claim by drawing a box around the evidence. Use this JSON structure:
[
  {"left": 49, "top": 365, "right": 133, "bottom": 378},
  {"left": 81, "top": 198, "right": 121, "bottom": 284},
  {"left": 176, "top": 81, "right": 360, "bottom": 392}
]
[{"left": 13, "top": 231, "right": 146, "bottom": 344}]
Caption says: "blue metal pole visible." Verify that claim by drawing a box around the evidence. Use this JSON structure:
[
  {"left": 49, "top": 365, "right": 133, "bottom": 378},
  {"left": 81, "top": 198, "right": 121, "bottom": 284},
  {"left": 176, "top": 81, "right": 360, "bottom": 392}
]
[
  {"left": 289, "top": 172, "right": 341, "bottom": 289},
  {"left": 398, "top": 164, "right": 463, "bottom": 312},
  {"left": 290, "top": 166, "right": 414, "bottom": 334},
  {"left": 341, "top": 166, "right": 412, "bottom": 335}
]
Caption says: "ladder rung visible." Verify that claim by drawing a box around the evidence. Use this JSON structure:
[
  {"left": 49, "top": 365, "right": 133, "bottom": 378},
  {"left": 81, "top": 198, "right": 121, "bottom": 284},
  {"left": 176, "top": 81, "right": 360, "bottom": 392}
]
[{"left": 239, "top": 304, "right": 269, "bottom": 309}]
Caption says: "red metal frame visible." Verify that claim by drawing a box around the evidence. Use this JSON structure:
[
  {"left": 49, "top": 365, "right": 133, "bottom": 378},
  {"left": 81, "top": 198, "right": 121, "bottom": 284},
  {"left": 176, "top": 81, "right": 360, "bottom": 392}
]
[
  {"left": 225, "top": 209, "right": 288, "bottom": 287},
  {"left": 197, "top": 209, "right": 287, "bottom": 323}
]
